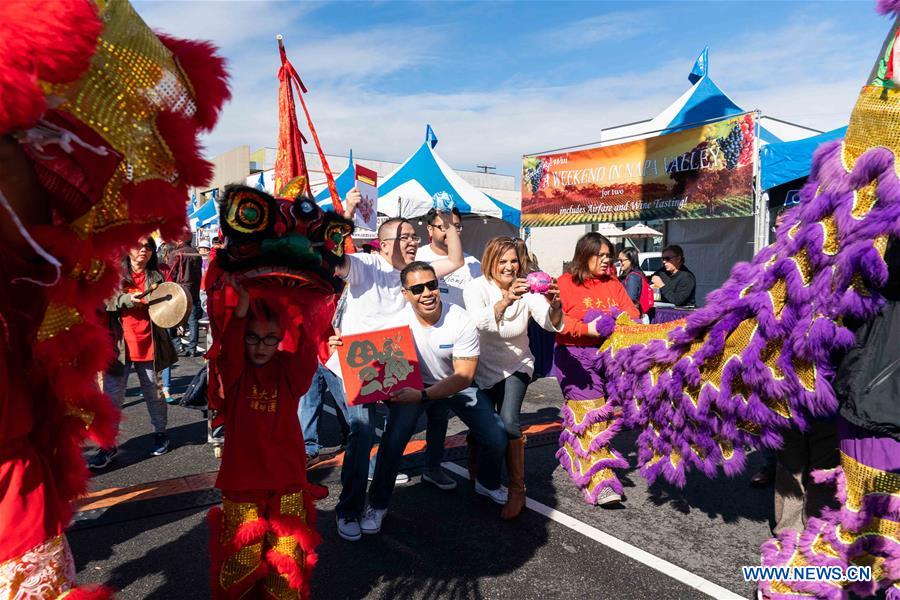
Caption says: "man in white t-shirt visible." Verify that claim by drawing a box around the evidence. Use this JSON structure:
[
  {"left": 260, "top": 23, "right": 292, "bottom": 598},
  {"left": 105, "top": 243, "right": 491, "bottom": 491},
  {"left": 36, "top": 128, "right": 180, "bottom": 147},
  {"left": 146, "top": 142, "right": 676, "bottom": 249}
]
[
  {"left": 358, "top": 262, "right": 509, "bottom": 535},
  {"left": 415, "top": 207, "right": 482, "bottom": 309},
  {"left": 328, "top": 190, "right": 465, "bottom": 542}
]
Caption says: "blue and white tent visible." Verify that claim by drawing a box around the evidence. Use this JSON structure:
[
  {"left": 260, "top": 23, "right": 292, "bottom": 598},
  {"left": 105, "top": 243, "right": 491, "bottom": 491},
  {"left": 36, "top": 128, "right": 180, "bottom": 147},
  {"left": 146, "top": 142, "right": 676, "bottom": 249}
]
[
  {"left": 317, "top": 143, "right": 520, "bottom": 226},
  {"left": 596, "top": 49, "right": 789, "bottom": 146},
  {"left": 188, "top": 191, "right": 219, "bottom": 230},
  {"left": 375, "top": 141, "right": 520, "bottom": 226},
  {"left": 315, "top": 150, "right": 358, "bottom": 206},
  {"left": 760, "top": 126, "right": 848, "bottom": 191}
]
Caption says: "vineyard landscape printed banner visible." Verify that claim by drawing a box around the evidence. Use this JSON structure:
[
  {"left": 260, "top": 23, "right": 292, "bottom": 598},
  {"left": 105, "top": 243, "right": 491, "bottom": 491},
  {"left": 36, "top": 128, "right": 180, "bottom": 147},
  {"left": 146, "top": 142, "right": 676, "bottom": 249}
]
[{"left": 522, "top": 113, "right": 757, "bottom": 226}]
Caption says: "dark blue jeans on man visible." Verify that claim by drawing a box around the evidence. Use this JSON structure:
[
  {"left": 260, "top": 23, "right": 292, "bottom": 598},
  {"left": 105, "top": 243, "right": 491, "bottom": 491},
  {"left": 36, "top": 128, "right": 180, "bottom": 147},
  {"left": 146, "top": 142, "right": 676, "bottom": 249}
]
[
  {"left": 368, "top": 387, "right": 507, "bottom": 511},
  {"left": 183, "top": 300, "right": 203, "bottom": 353}
]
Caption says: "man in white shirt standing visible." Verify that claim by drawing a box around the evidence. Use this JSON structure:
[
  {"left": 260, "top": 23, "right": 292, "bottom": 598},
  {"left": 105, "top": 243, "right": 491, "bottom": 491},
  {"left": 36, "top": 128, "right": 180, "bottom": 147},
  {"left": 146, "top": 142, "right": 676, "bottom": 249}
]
[
  {"left": 328, "top": 190, "right": 465, "bottom": 542},
  {"left": 359, "top": 262, "right": 509, "bottom": 535},
  {"left": 415, "top": 207, "right": 482, "bottom": 308},
  {"left": 414, "top": 207, "right": 483, "bottom": 491}
]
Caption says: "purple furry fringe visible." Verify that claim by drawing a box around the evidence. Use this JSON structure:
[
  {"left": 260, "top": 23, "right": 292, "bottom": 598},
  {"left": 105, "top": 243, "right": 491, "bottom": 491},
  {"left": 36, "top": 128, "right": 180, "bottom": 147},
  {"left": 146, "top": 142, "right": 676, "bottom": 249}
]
[
  {"left": 578, "top": 142, "right": 900, "bottom": 490},
  {"left": 876, "top": 0, "right": 900, "bottom": 15},
  {"left": 758, "top": 464, "right": 900, "bottom": 599}
]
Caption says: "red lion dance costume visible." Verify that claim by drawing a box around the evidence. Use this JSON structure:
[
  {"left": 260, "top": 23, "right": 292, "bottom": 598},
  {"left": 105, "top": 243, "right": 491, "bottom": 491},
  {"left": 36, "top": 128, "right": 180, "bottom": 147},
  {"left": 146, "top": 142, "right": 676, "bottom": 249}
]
[
  {"left": 204, "top": 184, "right": 352, "bottom": 600},
  {"left": 0, "top": 0, "right": 228, "bottom": 596}
]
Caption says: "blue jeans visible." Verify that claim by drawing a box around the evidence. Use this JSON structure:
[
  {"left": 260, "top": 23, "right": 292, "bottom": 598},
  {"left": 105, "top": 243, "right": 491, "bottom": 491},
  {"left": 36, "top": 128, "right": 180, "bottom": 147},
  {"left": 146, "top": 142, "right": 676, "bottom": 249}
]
[
  {"left": 368, "top": 388, "right": 507, "bottom": 511},
  {"left": 161, "top": 367, "right": 171, "bottom": 389},
  {"left": 184, "top": 301, "right": 203, "bottom": 353},
  {"left": 298, "top": 365, "right": 350, "bottom": 457},
  {"left": 479, "top": 371, "right": 530, "bottom": 439},
  {"left": 335, "top": 402, "right": 378, "bottom": 519},
  {"left": 424, "top": 403, "right": 449, "bottom": 470}
]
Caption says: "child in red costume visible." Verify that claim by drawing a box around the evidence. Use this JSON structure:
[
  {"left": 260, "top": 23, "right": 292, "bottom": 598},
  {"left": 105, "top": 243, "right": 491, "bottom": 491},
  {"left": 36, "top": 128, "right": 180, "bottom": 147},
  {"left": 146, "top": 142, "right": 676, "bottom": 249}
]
[{"left": 207, "top": 274, "right": 325, "bottom": 600}]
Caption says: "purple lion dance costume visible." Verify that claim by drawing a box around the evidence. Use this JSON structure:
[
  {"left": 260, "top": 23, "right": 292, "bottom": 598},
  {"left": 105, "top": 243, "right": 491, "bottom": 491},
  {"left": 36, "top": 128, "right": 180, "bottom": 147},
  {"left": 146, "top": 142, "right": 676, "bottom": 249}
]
[{"left": 557, "top": 3, "right": 900, "bottom": 597}]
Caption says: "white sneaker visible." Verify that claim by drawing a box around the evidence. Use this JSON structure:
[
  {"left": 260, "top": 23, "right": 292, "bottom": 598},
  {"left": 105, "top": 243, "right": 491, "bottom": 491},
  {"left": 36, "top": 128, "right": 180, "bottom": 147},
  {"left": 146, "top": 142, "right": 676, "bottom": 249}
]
[
  {"left": 474, "top": 480, "right": 508, "bottom": 505},
  {"left": 596, "top": 487, "right": 623, "bottom": 506},
  {"left": 360, "top": 506, "right": 386, "bottom": 535},
  {"left": 336, "top": 516, "right": 361, "bottom": 542},
  {"left": 368, "top": 472, "right": 410, "bottom": 485}
]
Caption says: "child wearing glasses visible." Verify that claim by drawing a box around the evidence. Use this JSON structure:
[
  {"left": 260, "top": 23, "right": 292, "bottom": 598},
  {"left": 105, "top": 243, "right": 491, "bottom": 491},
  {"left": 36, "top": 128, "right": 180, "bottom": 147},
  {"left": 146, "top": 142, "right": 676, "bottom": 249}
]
[{"left": 207, "top": 274, "right": 325, "bottom": 600}]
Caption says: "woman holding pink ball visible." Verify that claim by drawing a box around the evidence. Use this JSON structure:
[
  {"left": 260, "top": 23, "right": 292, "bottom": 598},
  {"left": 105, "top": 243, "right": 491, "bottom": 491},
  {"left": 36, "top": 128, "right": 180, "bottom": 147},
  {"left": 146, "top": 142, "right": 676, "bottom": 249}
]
[{"left": 463, "top": 236, "right": 563, "bottom": 519}]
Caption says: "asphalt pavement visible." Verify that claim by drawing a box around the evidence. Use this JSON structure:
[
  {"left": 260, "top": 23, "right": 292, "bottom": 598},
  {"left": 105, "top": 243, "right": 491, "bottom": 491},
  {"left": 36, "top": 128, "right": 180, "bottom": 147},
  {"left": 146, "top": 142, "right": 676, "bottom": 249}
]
[{"left": 70, "top": 350, "right": 775, "bottom": 599}]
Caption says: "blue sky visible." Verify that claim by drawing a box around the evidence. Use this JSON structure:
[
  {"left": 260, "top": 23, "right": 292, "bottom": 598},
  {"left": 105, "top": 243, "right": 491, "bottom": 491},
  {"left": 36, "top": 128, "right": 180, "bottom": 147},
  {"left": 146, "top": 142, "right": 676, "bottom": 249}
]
[{"left": 135, "top": 1, "right": 890, "bottom": 177}]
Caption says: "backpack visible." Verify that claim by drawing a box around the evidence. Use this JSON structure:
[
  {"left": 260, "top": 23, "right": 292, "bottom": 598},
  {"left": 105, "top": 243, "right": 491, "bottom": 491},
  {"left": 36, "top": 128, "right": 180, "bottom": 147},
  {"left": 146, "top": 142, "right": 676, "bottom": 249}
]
[
  {"left": 179, "top": 363, "right": 208, "bottom": 409},
  {"left": 628, "top": 271, "right": 655, "bottom": 315}
]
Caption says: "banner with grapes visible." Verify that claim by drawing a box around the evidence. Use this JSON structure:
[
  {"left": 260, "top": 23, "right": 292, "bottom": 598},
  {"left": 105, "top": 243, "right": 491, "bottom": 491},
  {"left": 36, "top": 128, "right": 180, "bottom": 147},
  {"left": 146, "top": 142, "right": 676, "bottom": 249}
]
[{"left": 521, "top": 113, "right": 757, "bottom": 226}]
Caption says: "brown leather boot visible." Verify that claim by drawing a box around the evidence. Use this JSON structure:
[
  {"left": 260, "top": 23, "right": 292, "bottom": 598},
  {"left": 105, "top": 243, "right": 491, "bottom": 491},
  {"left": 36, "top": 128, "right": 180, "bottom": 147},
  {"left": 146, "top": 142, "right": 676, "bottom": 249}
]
[
  {"left": 466, "top": 434, "right": 479, "bottom": 481},
  {"left": 501, "top": 435, "right": 526, "bottom": 520}
]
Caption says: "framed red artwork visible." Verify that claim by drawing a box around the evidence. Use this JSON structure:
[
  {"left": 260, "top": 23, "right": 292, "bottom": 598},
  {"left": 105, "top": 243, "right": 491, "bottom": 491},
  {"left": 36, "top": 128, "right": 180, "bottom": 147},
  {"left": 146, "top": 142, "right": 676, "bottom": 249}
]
[{"left": 336, "top": 326, "right": 423, "bottom": 405}]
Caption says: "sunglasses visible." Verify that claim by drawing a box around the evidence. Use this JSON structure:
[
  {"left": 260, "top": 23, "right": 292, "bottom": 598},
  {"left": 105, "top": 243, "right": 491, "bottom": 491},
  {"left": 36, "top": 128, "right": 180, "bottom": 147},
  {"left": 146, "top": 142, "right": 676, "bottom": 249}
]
[
  {"left": 661, "top": 255, "right": 677, "bottom": 262},
  {"left": 405, "top": 279, "right": 439, "bottom": 295},
  {"left": 244, "top": 333, "right": 282, "bottom": 347}
]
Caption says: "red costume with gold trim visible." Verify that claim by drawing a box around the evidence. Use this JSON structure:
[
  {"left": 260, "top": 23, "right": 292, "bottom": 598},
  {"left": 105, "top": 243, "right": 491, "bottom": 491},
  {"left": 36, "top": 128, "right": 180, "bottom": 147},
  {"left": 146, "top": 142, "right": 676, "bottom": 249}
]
[
  {"left": 204, "top": 185, "right": 352, "bottom": 599},
  {"left": 0, "top": 0, "right": 228, "bottom": 596}
]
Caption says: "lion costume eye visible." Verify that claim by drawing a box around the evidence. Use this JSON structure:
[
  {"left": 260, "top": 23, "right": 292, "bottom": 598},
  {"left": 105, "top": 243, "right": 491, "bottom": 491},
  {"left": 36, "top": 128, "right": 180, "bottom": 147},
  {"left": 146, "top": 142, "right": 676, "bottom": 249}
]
[{"left": 226, "top": 191, "right": 270, "bottom": 234}]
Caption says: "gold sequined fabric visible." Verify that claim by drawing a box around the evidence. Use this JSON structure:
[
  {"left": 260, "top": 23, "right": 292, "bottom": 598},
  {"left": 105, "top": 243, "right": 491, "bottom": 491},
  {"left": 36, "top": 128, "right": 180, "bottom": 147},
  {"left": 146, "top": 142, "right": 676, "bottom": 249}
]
[
  {"left": 840, "top": 452, "right": 900, "bottom": 513},
  {"left": 36, "top": 303, "right": 83, "bottom": 342},
  {"left": 219, "top": 499, "right": 263, "bottom": 591},
  {"left": 43, "top": 0, "right": 200, "bottom": 239},
  {"left": 279, "top": 491, "right": 307, "bottom": 521}
]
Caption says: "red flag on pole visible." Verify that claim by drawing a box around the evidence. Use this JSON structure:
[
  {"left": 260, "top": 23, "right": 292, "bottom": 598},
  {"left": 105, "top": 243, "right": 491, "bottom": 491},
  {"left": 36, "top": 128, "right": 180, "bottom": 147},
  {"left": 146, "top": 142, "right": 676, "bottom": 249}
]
[
  {"left": 275, "top": 35, "right": 346, "bottom": 216},
  {"left": 274, "top": 37, "right": 310, "bottom": 198}
]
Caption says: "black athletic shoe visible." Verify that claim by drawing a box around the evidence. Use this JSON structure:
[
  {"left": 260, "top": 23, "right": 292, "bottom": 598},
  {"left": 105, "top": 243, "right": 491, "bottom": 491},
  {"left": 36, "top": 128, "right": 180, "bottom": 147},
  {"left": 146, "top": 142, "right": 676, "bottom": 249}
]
[
  {"left": 88, "top": 446, "right": 118, "bottom": 470},
  {"left": 151, "top": 433, "right": 170, "bottom": 456}
]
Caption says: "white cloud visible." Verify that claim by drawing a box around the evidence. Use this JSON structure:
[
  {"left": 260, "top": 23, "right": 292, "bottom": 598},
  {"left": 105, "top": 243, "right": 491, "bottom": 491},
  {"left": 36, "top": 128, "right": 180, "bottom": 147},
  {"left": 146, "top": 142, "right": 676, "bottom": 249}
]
[
  {"left": 139, "top": 3, "right": 885, "bottom": 182},
  {"left": 538, "top": 11, "right": 661, "bottom": 49}
]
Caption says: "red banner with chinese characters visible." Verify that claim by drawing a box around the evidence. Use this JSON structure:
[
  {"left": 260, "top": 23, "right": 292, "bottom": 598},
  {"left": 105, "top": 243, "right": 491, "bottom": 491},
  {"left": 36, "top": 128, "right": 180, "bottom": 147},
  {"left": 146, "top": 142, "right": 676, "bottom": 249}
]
[{"left": 337, "top": 326, "right": 423, "bottom": 405}]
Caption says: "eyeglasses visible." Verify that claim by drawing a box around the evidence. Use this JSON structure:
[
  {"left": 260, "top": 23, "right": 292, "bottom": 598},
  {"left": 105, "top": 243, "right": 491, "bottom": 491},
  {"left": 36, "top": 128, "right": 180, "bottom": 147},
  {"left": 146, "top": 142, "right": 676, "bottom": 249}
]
[
  {"left": 381, "top": 234, "right": 421, "bottom": 243},
  {"left": 244, "top": 333, "right": 282, "bottom": 347},
  {"left": 405, "top": 279, "right": 439, "bottom": 295},
  {"left": 429, "top": 223, "right": 463, "bottom": 232}
]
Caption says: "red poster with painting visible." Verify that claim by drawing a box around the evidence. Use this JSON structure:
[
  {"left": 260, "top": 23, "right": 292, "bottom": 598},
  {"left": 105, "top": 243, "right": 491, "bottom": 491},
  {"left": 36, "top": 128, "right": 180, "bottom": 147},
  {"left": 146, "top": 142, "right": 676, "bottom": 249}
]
[{"left": 337, "top": 326, "right": 423, "bottom": 405}]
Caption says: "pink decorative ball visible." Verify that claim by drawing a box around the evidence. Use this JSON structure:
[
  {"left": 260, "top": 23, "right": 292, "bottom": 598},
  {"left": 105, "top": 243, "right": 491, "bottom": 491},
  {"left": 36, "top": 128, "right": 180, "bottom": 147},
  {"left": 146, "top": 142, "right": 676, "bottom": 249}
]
[{"left": 526, "top": 271, "right": 552, "bottom": 294}]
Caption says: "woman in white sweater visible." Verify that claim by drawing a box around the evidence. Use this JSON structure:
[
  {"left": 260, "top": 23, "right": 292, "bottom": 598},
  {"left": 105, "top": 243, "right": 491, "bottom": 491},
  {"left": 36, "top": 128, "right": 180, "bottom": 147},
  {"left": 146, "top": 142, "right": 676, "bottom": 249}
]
[{"left": 463, "top": 237, "right": 563, "bottom": 519}]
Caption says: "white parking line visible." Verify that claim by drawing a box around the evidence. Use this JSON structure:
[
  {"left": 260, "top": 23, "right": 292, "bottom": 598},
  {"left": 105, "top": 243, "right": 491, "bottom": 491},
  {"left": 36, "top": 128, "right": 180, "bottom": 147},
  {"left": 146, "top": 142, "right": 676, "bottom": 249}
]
[
  {"left": 320, "top": 404, "right": 743, "bottom": 598},
  {"left": 441, "top": 461, "right": 746, "bottom": 600}
]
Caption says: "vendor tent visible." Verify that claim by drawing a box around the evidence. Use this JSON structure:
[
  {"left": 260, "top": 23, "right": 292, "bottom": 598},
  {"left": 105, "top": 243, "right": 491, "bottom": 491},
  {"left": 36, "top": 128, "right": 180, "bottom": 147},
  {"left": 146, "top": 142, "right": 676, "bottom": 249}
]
[
  {"left": 760, "top": 126, "right": 848, "bottom": 191},
  {"left": 526, "top": 48, "right": 818, "bottom": 304},
  {"left": 373, "top": 140, "right": 520, "bottom": 227},
  {"left": 314, "top": 149, "right": 358, "bottom": 205},
  {"left": 188, "top": 194, "right": 218, "bottom": 230}
]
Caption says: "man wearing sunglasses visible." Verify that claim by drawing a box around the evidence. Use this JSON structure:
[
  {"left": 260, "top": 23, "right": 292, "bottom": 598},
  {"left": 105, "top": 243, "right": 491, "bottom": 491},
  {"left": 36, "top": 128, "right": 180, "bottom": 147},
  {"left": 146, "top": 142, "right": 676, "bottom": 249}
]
[
  {"left": 359, "top": 262, "right": 509, "bottom": 535},
  {"left": 650, "top": 244, "right": 696, "bottom": 307},
  {"left": 325, "top": 189, "right": 465, "bottom": 542}
]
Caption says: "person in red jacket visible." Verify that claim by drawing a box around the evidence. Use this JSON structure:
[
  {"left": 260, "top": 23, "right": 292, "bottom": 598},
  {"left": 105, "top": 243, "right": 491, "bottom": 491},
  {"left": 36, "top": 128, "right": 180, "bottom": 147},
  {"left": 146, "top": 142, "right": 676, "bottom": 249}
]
[
  {"left": 554, "top": 232, "right": 639, "bottom": 507},
  {"left": 207, "top": 274, "right": 325, "bottom": 599}
]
